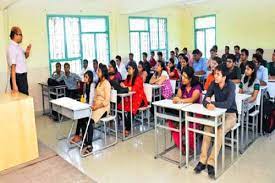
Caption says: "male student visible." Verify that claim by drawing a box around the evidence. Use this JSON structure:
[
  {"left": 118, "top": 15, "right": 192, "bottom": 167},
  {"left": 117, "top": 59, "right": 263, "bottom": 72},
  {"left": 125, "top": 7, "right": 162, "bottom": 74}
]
[
  {"left": 116, "top": 55, "right": 127, "bottom": 80},
  {"left": 192, "top": 49, "right": 208, "bottom": 79},
  {"left": 225, "top": 54, "right": 241, "bottom": 83},
  {"left": 175, "top": 47, "right": 179, "bottom": 58},
  {"left": 142, "top": 52, "right": 151, "bottom": 76},
  {"left": 91, "top": 59, "right": 99, "bottom": 83},
  {"left": 183, "top": 47, "right": 193, "bottom": 67},
  {"left": 51, "top": 62, "right": 64, "bottom": 81},
  {"left": 170, "top": 50, "right": 179, "bottom": 65},
  {"left": 268, "top": 50, "right": 275, "bottom": 77},
  {"left": 126, "top": 53, "right": 136, "bottom": 69},
  {"left": 149, "top": 51, "right": 157, "bottom": 68},
  {"left": 194, "top": 64, "right": 237, "bottom": 179},
  {"left": 222, "top": 46, "right": 230, "bottom": 63},
  {"left": 57, "top": 63, "right": 81, "bottom": 99},
  {"left": 252, "top": 54, "right": 268, "bottom": 86},
  {"left": 256, "top": 48, "right": 268, "bottom": 67},
  {"left": 234, "top": 45, "right": 241, "bottom": 64},
  {"left": 80, "top": 59, "right": 91, "bottom": 81},
  {"left": 239, "top": 49, "right": 250, "bottom": 75},
  {"left": 157, "top": 51, "right": 165, "bottom": 62},
  {"left": 7, "top": 26, "right": 32, "bottom": 95}
]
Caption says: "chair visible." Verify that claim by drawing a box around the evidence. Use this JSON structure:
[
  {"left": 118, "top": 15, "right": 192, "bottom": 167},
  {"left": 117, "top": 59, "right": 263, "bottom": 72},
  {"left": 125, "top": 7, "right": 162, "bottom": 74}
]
[{"left": 170, "top": 79, "right": 177, "bottom": 95}]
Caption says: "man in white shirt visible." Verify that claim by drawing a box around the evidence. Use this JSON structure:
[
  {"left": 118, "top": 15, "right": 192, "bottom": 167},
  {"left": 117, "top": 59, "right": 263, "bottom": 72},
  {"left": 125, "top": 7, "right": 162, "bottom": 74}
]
[
  {"left": 80, "top": 59, "right": 92, "bottom": 81},
  {"left": 7, "top": 26, "right": 32, "bottom": 95},
  {"left": 115, "top": 55, "right": 127, "bottom": 80}
]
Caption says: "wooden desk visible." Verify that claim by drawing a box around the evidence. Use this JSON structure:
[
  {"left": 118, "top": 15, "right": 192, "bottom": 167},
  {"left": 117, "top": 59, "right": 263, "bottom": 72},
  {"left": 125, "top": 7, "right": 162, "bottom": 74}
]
[{"left": 0, "top": 93, "right": 38, "bottom": 171}]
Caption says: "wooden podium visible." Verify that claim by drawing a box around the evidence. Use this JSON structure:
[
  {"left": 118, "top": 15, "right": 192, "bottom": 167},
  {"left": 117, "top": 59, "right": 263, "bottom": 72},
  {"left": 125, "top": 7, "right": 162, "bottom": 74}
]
[{"left": 0, "top": 93, "right": 39, "bottom": 171}]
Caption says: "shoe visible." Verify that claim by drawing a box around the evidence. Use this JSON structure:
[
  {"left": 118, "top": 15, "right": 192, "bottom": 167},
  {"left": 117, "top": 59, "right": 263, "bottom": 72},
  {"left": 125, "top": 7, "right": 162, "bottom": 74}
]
[
  {"left": 207, "top": 165, "right": 215, "bottom": 179},
  {"left": 194, "top": 162, "right": 206, "bottom": 174},
  {"left": 82, "top": 145, "right": 93, "bottom": 155},
  {"left": 70, "top": 135, "right": 82, "bottom": 144}
]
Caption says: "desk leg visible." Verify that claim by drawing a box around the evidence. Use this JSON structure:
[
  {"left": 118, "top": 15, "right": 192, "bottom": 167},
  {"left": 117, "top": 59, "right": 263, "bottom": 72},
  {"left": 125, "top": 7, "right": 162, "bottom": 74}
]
[
  {"left": 222, "top": 114, "right": 225, "bottom": 171},
  {"left": 260, "top": 89, "right": 265, "bottom": 135},
  {"left": 154, "top": 105, "right": 158, "bottom": 158},
  {"left": 41, "top": 86, "right": 45, "bottom": 115},
  {"left": 240, "top": 102, "right": 245, "bottom": 152},
  {"left": 214, "top": 118, "right": 218, "bottom": 179},
  {"left": 185, "top": 112, "right": 189, "bottom": 168},
  {"left": 130, "top": 95, "right": 133, "bottom": 137},
  {"left": 179, "top": 111, "right": 182, "bottom": 168},
  {"left": 122, "top": 97, "right": 125, "bottom": 140}
]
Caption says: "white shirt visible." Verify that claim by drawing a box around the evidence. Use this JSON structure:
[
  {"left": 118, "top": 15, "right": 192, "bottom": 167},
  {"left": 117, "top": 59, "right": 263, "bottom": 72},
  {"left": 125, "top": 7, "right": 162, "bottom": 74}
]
[
  {"left": 117, "top": 62, "right": 127, "bottom": 80},
  {"left": 6, "top": 40, "right": 27, "bottom": 73},
  {"left": 80, "top": 67, "right": 98, "bottom": 83}
]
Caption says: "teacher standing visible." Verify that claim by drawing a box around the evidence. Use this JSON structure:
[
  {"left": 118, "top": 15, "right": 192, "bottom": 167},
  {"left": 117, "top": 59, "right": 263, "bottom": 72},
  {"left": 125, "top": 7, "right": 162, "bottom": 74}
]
[{"left": 7, "top": 26, "right": 31, "bottom": 95}]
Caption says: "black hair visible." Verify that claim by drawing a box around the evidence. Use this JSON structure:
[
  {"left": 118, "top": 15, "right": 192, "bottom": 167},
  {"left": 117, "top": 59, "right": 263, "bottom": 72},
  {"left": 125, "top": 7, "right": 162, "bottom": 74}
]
[
  {"left": 225, "top": 46, "right": 230, "bottom": 50},
  {"left": 155, "top": 61, "right": 166, "bottom": 77},
  {"left": 64, "top": 62, "right": 70, "bottom": 67},
  {"left": 84, "top": 70, "right": 94, "bottom": 84},
  {"left": 109, "top": 60, "right": 118, "bottom": 73},
  {"left": 241, "top": 49, "right": 249, "bottom": 56},
  {"left": 227, "top": 54, "right": 237, "bottom": 63},
  {"left": 256, "top": 48, "right": 264, "bottom": 55},
  {"left": 234, "top": 45, "right": 240, "bottom": 50},
  {"left": 93, "top": 59, "right": 98, "bottom": 64},
  {"left": 126, "top": 61, "right": 138, "bottom": 86},
  {"left": 115, "top": 55, "right": 121, "bottom": 61},
  {"left": 10, "top": 30, "right": 17, "bottom": 39},
  {"left": 215, "top": 64, "right": 228, "bottom": 79},
  {"left": 170, "top": 51, "right": 175, "bottom": 54},
  {"left": 175, "top": 47, "right": 179, "bottom": 51},
  {"left": 183, "top": 47, "right": 188, "bottom": 51},
  {"left": 210, "top": 48, "right": 216, "bottom": 52},
  {"left": 129, "top": 53, "right": 134, "bottom": 56},
  {"left": 83, "top": 59, "right": 88, "bottom": 64},
  {"left": 192, "top": 49, "right": 201, "bottom": 55},
  {"left": 142, "top": 52, "right": 148, "bottom": 57},
  {"left": 178, "top": 53, "right": 189, "bottom": 63},
  {"left": 138, "top": 61, "right": 145, "bottom": 72},
  {"left": 243, "top": 62, "right": 256, "bottom": 87},
  {"left": 252, "top": 53, "right": 263, "bottom": 65},
  {"left": 212, "top": 45, "right": 218, "bottom": 51},
  {"left": 157, "top": 51, "right": 163, "bottom": 57},
  {"left": 212, "top": 56, "right": 222, "bottom": 65},
  {"left": 169, "top": 58, "right": 175, "bottom": 72},
  {"left": 56, "top": 62, "right": 61, "bottom": 67},
  {"left": 150, "top": 51, "right": 155, "bottom": 55},
  {"left": 181, "top": 66, "right": 200, "bottom": 88},
  {"left": 99, "top": 64, "right": 109, "bottom": 80}
]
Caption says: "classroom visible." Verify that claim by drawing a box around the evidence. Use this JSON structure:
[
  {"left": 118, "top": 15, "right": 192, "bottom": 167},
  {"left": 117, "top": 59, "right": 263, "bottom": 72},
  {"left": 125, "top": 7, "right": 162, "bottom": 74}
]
[{"left": 0, "top": 0, "right": 275, "bottom": 182}]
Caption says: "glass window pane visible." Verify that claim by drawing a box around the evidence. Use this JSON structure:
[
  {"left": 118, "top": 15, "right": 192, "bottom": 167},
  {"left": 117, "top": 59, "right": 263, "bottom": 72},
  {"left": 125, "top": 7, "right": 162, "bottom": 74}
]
[
  {"left": 150, "top": 19, "right": 158, "bottom": 50},
  {"left": 195, "top": 16, "right": 215, "bottom": 29},
  {"left": 205, "top": 28, "right": 216, "bottom": 59},
  {"left": 140, "top": 32, "right": 150, "bottom": 58},
  {"left": 82, "top": 34, "right": 96, "bottom": 68},
  {"left": 48, "top": 17, "right": 65, "bottom": 59},
  {"left": 196, "top": 30, "right": 205, "bottom": 57},
  {"left": 158, "top": 19, "right": 167, "bottom": 49},
  {"left": 96, "top": 33, "right": 109, "bottom": 65},
  {"left": 81, "top": 18, "right": 106, "bottom": 32},
  {"left": 130, "top": 32, "right": 140, "bottom": 61},
  {"left": 65, "top": 17, "right": 81, "bottom": 58},
  {"left": 129, "top": 18, "right": 148, "bottom": 31}
]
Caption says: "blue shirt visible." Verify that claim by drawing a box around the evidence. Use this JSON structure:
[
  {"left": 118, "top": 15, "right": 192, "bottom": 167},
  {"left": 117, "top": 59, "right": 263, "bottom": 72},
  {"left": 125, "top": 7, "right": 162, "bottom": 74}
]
[
  {"left": 203, "top": 80, "right": 237, "bottom": 113},
  {"left": 193, "top": 57, "right": 208, "bottom": 76},
  {"left": 57, "top": 72, "right": 81, "bottom": 90},
  {"left": 51, "top": 71, "right": 64, "bottom": 80},
  {"left": 257, "top": 66, "right": 268, "bottom": 84}
]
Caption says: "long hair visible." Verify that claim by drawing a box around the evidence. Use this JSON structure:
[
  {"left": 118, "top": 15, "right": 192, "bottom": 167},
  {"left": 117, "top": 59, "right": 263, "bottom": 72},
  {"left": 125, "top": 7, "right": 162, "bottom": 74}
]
[
  {"left": 126, "top": 61, "right": 138, "bottom": 86},
  {"left": 243, "top": 61, "right": 256, "bottom": 87},
  {"left": 99, "top": 64, "right": 109, "bottom": 80},
  {"left": 109, "top": 60, "right": 118, "bottom": 73},
  {"left": 169, "top": 58, "right": 175, "bottom": 72},
  {"left": 155, "top": 61, "right": 166, "bottom": 77},
  {"left": 138, "top": 61, "right": 145, "bottom": 72},
  {"left": 181, "top": 67, "right": 200, "bottom": 90},
  {"left": 84, "top": 70, "right": 94, "bottom": 84}
]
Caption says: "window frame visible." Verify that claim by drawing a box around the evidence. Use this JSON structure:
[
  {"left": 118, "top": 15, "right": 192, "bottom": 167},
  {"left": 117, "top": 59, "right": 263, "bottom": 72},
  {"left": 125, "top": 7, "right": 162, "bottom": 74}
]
[{"left": 46, "top": 14, "right": 111, "bottom": 74}]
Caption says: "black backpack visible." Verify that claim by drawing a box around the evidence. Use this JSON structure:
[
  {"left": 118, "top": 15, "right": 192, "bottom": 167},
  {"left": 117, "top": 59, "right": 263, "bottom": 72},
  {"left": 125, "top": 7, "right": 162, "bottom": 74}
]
[{"left": 262, "top": 92, "right": 275, "bottom": 134}]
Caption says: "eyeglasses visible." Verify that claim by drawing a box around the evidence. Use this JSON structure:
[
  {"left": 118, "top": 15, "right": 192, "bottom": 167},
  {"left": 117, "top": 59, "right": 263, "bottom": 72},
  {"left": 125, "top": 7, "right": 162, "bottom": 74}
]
[{"left": 16, "top": 33, "right": 23, "bottom": 36}]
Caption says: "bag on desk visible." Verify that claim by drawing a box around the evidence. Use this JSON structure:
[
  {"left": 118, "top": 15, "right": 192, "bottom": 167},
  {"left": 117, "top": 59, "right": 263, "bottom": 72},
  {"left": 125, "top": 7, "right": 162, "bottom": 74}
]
[
  {"left": 110, "top": 80, "right": 128, "bottom": 94},
  {"left": 47, "top": 78, "right": 65, "bottom": 86}
]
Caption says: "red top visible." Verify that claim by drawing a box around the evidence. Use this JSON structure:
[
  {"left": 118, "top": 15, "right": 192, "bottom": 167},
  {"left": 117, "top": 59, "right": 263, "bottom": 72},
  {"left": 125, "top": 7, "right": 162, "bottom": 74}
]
[
  {"left": 167, "top": 68, "right": 180, "bottom": 80},
  {"left": 149, "top": 57, "right": 157, "bottom": 68},
  {"left": 204, "top": 73, "right": 215, "bottom": 91},
  {"left": 118, "top": 76, "right": 148, "bottom": 115}
]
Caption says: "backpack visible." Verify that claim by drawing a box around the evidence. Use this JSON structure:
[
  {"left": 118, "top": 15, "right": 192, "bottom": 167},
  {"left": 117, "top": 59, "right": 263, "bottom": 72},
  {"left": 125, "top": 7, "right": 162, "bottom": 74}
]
[{"left": 262, "top": 92, "right": 275, "bottom": 134}]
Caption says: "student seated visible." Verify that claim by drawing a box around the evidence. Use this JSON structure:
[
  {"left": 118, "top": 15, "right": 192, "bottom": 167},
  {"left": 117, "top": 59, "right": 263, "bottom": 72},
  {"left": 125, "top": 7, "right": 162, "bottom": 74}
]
[
  {"left": 142, "top": 52, "right": 151, "bottom": 76},
  {"left": 207, "top": 48, "right": 218, "bottom": 70},
  {"left": 194, "top": 64, "right": 237, "bottom": 179},
  {"left": 177, "top": 53, "right": 189, "bottom": 75},
  {"left": 256, "top": 48, "right": 268, "bottom": 67},
  {"left": 170, "top": 50, "right": 179, "bottom": 65},
  {"left": 225, "top": 54, "right": 241, "bottom": 84},
  {"left": 56, "top": 63, "right": 81, "bottom": 99},
  {"left": 149, "top": 61, "right": 173, "bottom": 99},
  {"left": 252, "top": 53, "right": 268, "bottom": 86},
  {"left": 222, "top": 46, "right": 230, "bottom": 63},
  {"left": 70, "top": 71, "right": 95, "bottom": 144},
  {"left": 234, "top": 45, "right": 241, "bottom": 64},
  {"left": 204, "top": 56, "right": 222, "bottom": 91},
  {"left": 80, "top": 59, "right": 91, "bottom": 81},
  {"left": 138, "top": 61, "right": 148, "bottom": 83},
  {"left": 118, "top": 61, "right": 148, "bottom": 136},
  {"left": 108, "top": 60, "right": 122, "bottom": 82},
  {"left": 115, "top": 55, "right": 127, "bottom": 80},
  {"left": 239, "top": 62, "right": 260, "bottom": 103},
  {"left": 149, "top": 51, "right": 157, "bottom": 68},
  {"left": 192, "top": 49, "right": 208, "bottom": 79},
  {"left": 168, "top": 67, "right": 202, "bottom": 152},
  {"left": 51, "top": 62, "right": 64, "bottom": 81},
  {"left": 239, "top": 49, "right": 250, "bottom": 75},
  {"left": 267, "top": 50, "right": 275, "bottom": 77},
  {"left": 167, "top": 58, "right": 179, "bottom": 80},
  {"left": 81, "top": 64, "right": 111, "bottom": 154}
]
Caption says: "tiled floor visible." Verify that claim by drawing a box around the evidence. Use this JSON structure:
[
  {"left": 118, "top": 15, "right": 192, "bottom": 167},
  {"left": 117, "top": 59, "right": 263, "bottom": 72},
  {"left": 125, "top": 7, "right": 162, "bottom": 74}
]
[{"left": 36, "top": 115, "right": 275, "bottom": 183}]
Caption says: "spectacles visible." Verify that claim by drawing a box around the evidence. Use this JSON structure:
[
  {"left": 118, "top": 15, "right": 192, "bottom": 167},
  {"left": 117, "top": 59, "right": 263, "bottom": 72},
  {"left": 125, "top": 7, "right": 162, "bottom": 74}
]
[{"left": 16, "top": 33, "right": 23, "bottom": 36}]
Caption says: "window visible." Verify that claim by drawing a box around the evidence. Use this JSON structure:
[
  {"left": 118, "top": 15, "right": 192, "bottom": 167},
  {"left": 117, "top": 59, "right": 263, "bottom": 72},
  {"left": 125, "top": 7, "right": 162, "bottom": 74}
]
[
  {"left": 47, "top": 15, "right": 110, "bottom": 74},
  {"left": 129, "top": 17, "right": 168, "bottom": 62},
  {"left": 194, "top": 15, "right": 216, "bottom": 59}
]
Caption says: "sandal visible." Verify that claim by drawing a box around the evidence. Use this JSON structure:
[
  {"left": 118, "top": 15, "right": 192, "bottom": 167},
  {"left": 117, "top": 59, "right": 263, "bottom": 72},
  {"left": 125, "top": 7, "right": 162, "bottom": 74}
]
[
  {"left": 82, "top": 145, "right": 93, "bottom": 155},
  {"left": 70, "top": 135, "right": 82, "bottom": 144}
]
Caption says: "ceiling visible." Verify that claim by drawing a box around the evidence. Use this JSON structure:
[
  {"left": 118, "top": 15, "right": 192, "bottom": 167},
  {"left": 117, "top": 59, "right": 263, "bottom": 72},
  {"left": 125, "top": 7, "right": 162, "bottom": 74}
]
[{"left": 0, "top": 0, "right": 206, "bottom": 13}]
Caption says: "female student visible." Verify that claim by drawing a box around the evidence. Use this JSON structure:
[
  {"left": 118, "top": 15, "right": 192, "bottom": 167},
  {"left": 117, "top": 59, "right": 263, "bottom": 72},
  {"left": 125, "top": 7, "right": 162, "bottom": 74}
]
[
  {"left": 118, "top": 61, "right": 148, "bottom": 136},
  {"left": 70, "top": 70, "right": 95, "bottom": 144},
  {"left": 108, "top": 60, "right": 122, "bottom": 82},
  {"left": 239, "top": 61, "right": 260, "bottom": 103},
  {"left": 168, "top": 67, "right": 202, "bottom": 153},
  {"left": 252, "top": 53, "right": 268, "bottom": 86},
  {"left": 167, "top": 58, "right": 179, "bottom": 80},
  {"left": 138, "top": 61, "right": 148, "bottom": 83},
  {"left": 82, "top": 64, "right": 111, "bottom": 155},
  {"left": 204, "top": 56, "right": 222, "bottom": 90},
  {"left": 149, "top": 61, "right": 173, "bottom": 99}
]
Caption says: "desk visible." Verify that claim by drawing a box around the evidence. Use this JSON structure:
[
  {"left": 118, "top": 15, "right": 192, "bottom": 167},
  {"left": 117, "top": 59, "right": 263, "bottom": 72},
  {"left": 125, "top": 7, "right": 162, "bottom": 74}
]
[
  {"left": 117, "top": 91, "right": 135, "bottom": 141},
  {"left": 183, "top": 104, "right": 226, "bottom": 178},
  {"left": 38, "top": 82, "right": 66, "bottom": 115},
  {"left": 0, "top": 93, "right": 38, "bottom": 171},
  {"left": 144, "top": 84, "right": 162, "bottom": 102},
  {"left": 153, "top": 99, "right": 191, "bottom": 168},
  {"left": 50, "top": 97, "right": 91, "bottom": 157}
]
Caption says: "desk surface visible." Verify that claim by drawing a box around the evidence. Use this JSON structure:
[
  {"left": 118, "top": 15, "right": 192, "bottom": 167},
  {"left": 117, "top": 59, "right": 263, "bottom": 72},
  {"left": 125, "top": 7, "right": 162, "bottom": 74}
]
[
  {"left": 183, "top": 103, "right": 226, "bottom": 117},
  {"left": 152, "top": 99, "right": 191, "bottom": 110},
  {"left": 50, "top": 97, "right": 90, "bottom": 111},
  {"left": 117, "top": 91, "right": 135, "bottom": 97},
  {"left": 0, "top": 92, "right": 30, "bottom": 105},
  {"left": 144, "top": 83, "right": 162, "bottom": 89}
]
